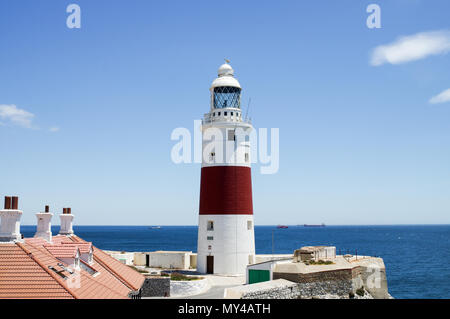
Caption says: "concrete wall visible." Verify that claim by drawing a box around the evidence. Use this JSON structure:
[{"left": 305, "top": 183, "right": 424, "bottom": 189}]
[
  {"left": 189, "top": 253, "right": 197, "bottom": 269},
  {"left": 295, "top": 247, "right": 336, "bottom": 262},
  {"left": 134, "top": 252, "right": 147, "bottom": 266},
  {"left": 354, "top": 258, "right": 390, "bottom": 299},
  {"left": 254, "top": 254, "right": 292, "bottom": 263},
  {"left": 148, "top": 251, "right": 191, "bottom": 269},
  {"left": 106, "top": 251, "right": 134, "bottom": 265},
  {"left": 131, "top": 251, "right": 197, "bottom": 269},
  {"left": 140, "top": 276, "right": 170, "bottom": 297}
]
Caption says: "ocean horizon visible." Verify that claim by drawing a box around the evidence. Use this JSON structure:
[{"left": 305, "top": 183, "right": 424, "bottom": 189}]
[{"left": 21, "top": 224, "right": 450, "bottom": 299}]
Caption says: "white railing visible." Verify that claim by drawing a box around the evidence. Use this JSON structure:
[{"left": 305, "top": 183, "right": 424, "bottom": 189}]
[{"left": 202, "top": 117, "right": 251, "bottom": 125}]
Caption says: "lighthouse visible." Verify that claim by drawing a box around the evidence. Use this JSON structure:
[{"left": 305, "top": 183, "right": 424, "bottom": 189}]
[{"left": 197, "top": 61, "right": 255, "bottom": 275}]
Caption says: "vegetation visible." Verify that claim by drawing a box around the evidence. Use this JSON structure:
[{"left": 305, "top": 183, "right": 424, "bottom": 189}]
[
  {"left": 161, "top": 272, "right": 203, "bottom": 281},
  {"left": 356, "top": 287, "right": 365, "bottom": 297},
  {"left": 305, "top": 259, "right": 334, "bottom": 265},
  {"left": 128, "top": 265, "right": 149, "bottom": 274},
  {"left": 349, "top": 292, "right": 355, "bottom": 299}
]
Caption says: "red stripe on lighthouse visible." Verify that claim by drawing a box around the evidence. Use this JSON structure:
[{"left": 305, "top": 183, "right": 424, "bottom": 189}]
[{"left": 199, "top": 166, "right": 253, "bottom": 215}]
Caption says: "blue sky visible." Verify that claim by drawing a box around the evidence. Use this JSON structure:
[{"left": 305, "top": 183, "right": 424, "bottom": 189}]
[{"left": 1, "top": 0, "right": 449, "bottom": 225}]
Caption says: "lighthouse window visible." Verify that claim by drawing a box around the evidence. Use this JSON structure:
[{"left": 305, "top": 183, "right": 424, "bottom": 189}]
[
  {"left": 218, "top": 112, "right": 221, "bottom": 116},
  {"left": 207, "top": 236, "right": 214, "bottom": 241},
  {"left": 207, "top": 221, "right": 214, "bottom": 231},
  {"left": 228, "top": 130, "right": 235, "bottom": 141},
  {"left": 210, "top": 152, "right": 215, "bottom": 162},
  {"left": 247, "top": 220, "right": 252, "bottom": 230},
  {"left": 213, "top": 86, "right": 241, "bottom": 109},
  {"left": 245, "top": 153, "right": 249, "bottom": 162},
  {"left": 231, "top": 112, "right": 234, "bottom": 116},
  {"left": 224, "top": 112, "right": 227, "bottom": 116}
]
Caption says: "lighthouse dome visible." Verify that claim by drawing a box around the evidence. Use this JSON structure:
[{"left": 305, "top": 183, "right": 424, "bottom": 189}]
[
  {"left": 218, "top": 63, "right": 234, "bottom": 77},
  {"left": 211, "top": 63, "right": 241, "bottom": 89}
]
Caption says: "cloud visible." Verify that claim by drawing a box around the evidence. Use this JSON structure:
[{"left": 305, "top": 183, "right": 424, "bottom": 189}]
[
  {"left": 49, "top": 126, "right": 60, "bottom": 132},
  {"left": 0, "top": 104, "right": 35, "bottom": 128},
  {"left": 429, "top": 88, "right": 450, "bottom": 104},
  {"left": 370, "top": 30, "right": 450, "bottom": 66}
]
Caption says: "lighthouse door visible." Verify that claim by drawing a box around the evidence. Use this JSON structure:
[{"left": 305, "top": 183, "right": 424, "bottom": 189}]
[{"left": 206, "top": 256, "right": 214, "bottom": 274}]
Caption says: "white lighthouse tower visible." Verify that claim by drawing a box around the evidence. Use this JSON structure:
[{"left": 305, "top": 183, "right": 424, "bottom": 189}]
[{"left": 197, "top": 61, "right": 255, "bottom": 275}]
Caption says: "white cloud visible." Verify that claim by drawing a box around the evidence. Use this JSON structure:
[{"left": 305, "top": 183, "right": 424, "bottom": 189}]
[
  {"left": 429, "top": 88, "right": 450, "bottom": 104},
  {"left": 49, "top": 126, "right": 60, "bottom": 132},
  {"left": 370, "top": 30, "right": 450, "bottom": 66},
  {"left": 0, "top": 104, "right": 35, "bottom": 128}
]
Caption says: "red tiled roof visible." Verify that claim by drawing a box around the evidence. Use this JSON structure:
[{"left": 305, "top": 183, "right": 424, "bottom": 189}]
[
  {"left": 61, "top": 242, "right": 92, "bottom": 254},
  {"left": 22, "top": 241, "right": 127, "bottom": 299},
  {"left": 70, "top": 235, "right": 145, "bottom": 291},
  {"left": 44, "top": 244, "right": 79, "bottom": 258},
  {"left": 0, "top": 244, "right": 73, "bottom": 299},
  {"left": 0, "top": 235, "right": 145, "bottom": 299}
]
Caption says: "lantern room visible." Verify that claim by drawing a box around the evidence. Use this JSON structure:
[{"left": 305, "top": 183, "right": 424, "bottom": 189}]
[{"left": 210, "top": 62, "right": 242, "bottom": 110}]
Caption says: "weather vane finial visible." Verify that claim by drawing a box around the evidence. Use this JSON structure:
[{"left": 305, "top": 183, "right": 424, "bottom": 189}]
[{"left": 225, "top": 58, "right": 230, "bottom": 64}]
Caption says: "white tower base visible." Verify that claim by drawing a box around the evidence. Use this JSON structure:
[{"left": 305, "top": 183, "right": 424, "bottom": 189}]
[{"left": 197, "top": 214, "right": 255, "bottom": 275}]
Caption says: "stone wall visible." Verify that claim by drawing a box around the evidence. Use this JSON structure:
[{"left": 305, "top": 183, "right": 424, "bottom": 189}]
[
  {"left": 241, "top": 284, "right": 300, "bottom": 299},
  {"left": 296, "top": 279, "right": 353, "bottom": 298},
  {"left": 170, "top": 278, "right": 209, "bottom": 297},
  {"left": 225, "top": 279, "right": 300, "bottom": 299},
  {"left": 273, "top": 268, "right": 360, "bottom": 298},
  {"left": 358, "top": 264, "right": 390, "bottom": 299},
  {"left": 237, "top": 280, "right": 359, "bottom": 299},
  {"left": 273, "top": 268, "right": 353, "bottom": 283},
  {"left": 140, "top": 276, "right": 170, "bottom": 297}
]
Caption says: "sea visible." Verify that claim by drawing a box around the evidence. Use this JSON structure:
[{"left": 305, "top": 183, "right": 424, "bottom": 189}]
[{"left": 21, "top": 225, "right": 450, "bottom": 299}]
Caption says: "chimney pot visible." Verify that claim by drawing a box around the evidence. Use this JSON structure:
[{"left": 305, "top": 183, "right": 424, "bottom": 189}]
[
  {"left": 59, "top": 207, "right": 74, "bottom": 235},
  {"left": 4, "top": 196, "right": 11, "bottom": 210},
  {"left": 11, "top": 197, "right": 18, "bottom": 210},
  {"left": 0, "top": 196, "right": 22, "bottom": 242},
  {"left": 34, "top": 207, "right": 53, "bottom": 242}
]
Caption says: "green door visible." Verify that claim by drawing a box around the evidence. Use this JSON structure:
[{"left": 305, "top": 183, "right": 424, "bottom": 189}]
[{"left": 249, "top": 269, "right": 270, "bottom": 284}]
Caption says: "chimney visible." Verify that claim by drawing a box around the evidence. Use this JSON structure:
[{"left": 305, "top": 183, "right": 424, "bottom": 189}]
[
  {"left": 34, "top": 205, "right": 53, "bottom": 242},
  {"left": 59, "top": 207, "right": 74, "bottom": 235},
  {"left": 0, "top": 196, "right": 23, "bottom": 242}
]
